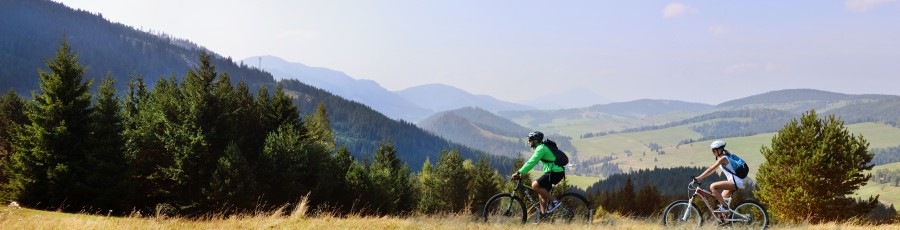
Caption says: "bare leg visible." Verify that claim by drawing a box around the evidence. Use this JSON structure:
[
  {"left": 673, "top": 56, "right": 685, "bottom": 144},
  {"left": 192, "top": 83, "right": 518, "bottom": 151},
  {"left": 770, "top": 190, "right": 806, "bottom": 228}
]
[
  {"left": 710, "top": 181, "right": 737, "bottom": 208},
  {"left": 532, "top": 181, "right": 556, "bottom": 213}
]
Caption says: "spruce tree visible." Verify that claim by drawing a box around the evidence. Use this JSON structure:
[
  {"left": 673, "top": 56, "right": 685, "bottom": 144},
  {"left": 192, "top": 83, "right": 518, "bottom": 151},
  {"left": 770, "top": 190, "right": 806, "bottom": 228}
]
[
  {"left": 85, "top": 75, "right": 130, "bottom": 213},
  {"left": 467, "top": 156, "right": 502, "bottom": 214},
  {"left": 4, "top": 39, "right": 94, "bottom": 211},
  {"left": 208, "top": 142, "right": 255, "bottom": 212},
  {"left": 369, "top": 142, "right": 416, "bottom": 214},
  {"left": 0, "top": 89, "right": 27, "bottom": 194},
  {"left": 416, "top": 158, "right": 441, "bottom": 214},
  {"left": 305, "top": 102, "right": 336, "bottom": 153},
  {"left": 433, "top": 150, "right": 470, "bottom": 213},
  {"left": 757, "top": 110, "right": 877, "bottom": 223}
]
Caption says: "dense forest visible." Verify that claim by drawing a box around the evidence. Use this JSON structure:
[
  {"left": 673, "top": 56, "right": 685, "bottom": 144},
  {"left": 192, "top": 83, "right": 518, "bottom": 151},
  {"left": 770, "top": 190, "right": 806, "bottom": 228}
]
[
  {"left": 0, "top": 43, "right": 515, "bottom": 216},
  {"left": 873, "top": 145, "right": 900, "bottom": 166},
  {"left": 0, "top": 0, "right": 514, "bottom": 174}
]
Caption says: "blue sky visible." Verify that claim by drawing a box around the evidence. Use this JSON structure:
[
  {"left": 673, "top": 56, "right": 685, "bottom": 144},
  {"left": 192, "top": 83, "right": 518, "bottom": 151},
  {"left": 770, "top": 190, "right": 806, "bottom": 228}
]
[{"left": 56, "top": 0, "right": 900, "bottom": 105}]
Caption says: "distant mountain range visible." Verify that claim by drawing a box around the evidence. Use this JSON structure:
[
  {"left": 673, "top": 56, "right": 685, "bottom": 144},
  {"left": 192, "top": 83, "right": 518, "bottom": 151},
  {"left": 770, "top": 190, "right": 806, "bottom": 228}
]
[
  {"left": 500, "top": 99, "right": 713, "bottom": 127},
  {"left": 716, "top": 88, "right": 900, "bottom": 113},
  {"left": 396, "top": 84, "right": 534, "bottom": 113},
  {"left": 518, "top": 87, "right": 612, "bottom": 110},
  {"left": 243, "top": 56, "right": 537, "bottom": 122},
  {"left": 241, "top": 56, "right": 431, "bottom": 122},
  {"left": 418, "top": 107, "right": 576, "bottom": 158}
]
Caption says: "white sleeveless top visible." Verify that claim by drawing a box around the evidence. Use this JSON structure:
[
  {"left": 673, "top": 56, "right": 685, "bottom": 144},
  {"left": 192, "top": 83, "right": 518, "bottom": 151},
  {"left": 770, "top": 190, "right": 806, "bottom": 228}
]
[{"left": 719, "top": 157, "right": 746, "bottom": 189}]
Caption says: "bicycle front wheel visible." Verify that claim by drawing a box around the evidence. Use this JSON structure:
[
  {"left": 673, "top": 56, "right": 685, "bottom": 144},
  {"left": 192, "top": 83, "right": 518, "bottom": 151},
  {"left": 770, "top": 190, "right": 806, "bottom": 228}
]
[
  {"left": 731, "top": 200, "right": 768, "bottom": 229},
  {"left": 484, "top": 193, "right": 526, "bottom": 224},
  {"left": 545, "top": 193, "right": 592, "bottom": 224},
  {"left": 661, "top": 200, "right": 702, "bottom": 227}
]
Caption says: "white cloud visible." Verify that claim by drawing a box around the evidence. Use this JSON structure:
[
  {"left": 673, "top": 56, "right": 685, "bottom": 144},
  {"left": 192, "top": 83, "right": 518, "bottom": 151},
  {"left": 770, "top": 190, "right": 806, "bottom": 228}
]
[
  {"left": 663, "top": 3, "right": 694, "bottom": 18},
  {"left": 710, "top": 25, "right": 730, "bottom": 36},
  {"left": 845, "top": 0, "right": 897, "bottom": 12}
]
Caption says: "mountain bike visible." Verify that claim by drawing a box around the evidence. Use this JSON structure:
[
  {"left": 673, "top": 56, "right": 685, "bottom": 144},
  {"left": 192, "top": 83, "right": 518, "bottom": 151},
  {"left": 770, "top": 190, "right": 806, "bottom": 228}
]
[
  {"left": 662, "top": 180, "right": 769, "bottom": 229},
  {"left": 483, "top": 177, "right": 592, "bottom": 224}
]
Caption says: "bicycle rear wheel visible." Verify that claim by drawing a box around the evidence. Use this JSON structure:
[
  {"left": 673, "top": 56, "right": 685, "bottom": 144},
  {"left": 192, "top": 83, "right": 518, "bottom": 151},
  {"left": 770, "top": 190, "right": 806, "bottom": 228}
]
[
  {"left": 484, "top": 193, "right": 526, "bottom": 224},
  {"left": 731, "top": 200, "right": 768, "bottom": 229},
  {"left": 545, "top": 193, "right": 592, "bottom": 224},
  {"left": 661, "top": 200, "right": 702, "bottom": 227}
]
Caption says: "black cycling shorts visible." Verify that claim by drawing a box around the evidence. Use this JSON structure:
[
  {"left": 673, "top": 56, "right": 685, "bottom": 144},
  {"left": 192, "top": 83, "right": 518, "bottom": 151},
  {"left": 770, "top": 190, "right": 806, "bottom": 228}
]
[{"left": 536, "top": 171, "right": 566, "bottom": 192}]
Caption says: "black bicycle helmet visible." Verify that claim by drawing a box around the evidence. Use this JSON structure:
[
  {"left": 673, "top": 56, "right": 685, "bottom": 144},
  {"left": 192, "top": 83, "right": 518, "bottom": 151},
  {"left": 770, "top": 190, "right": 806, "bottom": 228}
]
[{"left": 527, "top": 131, "right": 544, "bottom": 142}]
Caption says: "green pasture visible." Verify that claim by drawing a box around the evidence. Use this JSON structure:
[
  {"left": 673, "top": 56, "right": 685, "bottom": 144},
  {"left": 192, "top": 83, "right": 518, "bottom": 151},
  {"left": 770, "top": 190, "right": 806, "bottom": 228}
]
[{"left": 855, "top": 162, "right": 900, "bottom": 207}]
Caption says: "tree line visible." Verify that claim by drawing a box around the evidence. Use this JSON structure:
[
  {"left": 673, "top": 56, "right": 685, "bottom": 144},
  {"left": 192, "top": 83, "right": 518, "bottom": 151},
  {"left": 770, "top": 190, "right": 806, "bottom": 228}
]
[{"left": 0, "top": 41, "right": 514, "bottom": 217}]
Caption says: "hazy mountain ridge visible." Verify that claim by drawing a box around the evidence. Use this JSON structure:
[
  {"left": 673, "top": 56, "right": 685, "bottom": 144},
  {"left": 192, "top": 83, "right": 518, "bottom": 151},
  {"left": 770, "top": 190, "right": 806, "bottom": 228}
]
[
  {"left": 578, "top": 89, "right": 900, "bottom": 143},
  {"left": 518, "top": 87, "right": 612, "bottom": 110},
  {"left": 241, "top": 56, "right": 432, "bottom": 122},
  {"left": 716, "top": 89, "right": 900, "bottom": 113},
  {"left": 419, "top": 107, "right": 576, "bottom": 158},
  {"left": 396, "top": 84, "right": 534, "bottom": 113},
  {"left": 499, "top": 99, "right": 713, "bottom": 127}
]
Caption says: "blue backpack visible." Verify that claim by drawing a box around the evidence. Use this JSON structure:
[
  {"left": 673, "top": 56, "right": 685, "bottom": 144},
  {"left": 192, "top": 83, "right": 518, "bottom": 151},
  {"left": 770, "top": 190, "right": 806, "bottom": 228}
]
[{"left": 722, "top": 152, "right": 749, "bottom": 179}]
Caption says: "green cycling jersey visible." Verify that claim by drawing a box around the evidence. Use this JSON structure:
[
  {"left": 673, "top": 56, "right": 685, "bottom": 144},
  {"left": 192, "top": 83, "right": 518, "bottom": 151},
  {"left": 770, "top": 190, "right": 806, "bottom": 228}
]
[{"left": 518, "top": 144, "right": 565, "bottom": 174}]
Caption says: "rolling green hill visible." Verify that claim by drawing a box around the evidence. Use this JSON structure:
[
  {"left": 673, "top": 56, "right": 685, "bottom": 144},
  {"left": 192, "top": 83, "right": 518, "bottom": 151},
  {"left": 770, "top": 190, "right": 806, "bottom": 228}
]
[
  {"left": 418, "top": 107, "right": 575, "bottom": 158},
  {"left": 498, "top": 99, "right": 711, "bottom": 128},
  {"left": 856, "top": 162, "right": 900, "bottom": 206},
  {"left": 716, "top": 89, "right": 900, "bottom": 113},
  {"left": 572, "top": 122, "right": 900, "bottom": 179}
]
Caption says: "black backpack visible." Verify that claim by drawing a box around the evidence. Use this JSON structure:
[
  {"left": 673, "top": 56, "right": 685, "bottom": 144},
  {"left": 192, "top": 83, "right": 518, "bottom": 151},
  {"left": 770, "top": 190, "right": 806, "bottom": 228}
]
[{"left": 541, "top": 139, "right": 569, "bottom": 167}]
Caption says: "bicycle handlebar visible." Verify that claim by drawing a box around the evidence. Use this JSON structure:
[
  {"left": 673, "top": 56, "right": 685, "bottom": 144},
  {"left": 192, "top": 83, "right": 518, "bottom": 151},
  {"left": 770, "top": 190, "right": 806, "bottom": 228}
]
[{"left": 689, "top": 176, "right": 702, "bottom": 189}]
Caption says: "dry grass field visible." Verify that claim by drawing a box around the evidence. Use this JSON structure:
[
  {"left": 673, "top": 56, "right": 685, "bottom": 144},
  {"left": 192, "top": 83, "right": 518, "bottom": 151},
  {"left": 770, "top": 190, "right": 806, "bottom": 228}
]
[{"left": 3, "top": 206, "right": 899, "bottom": 230}]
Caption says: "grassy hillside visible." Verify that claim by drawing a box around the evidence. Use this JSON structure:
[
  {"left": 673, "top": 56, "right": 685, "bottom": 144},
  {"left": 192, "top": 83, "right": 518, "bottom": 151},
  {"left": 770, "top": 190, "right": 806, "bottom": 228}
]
[
  {"left": 530, "top": 111, "right": 701, "bottom": 138},
  {"left": 572, "top": 122, "right": 900, "bottom": 179},
  {"left": 856, "top": 162, "right": 900, "bottom": 206},
  {"left": 566, "top": 174, "right": 603, "bottom": 190}
]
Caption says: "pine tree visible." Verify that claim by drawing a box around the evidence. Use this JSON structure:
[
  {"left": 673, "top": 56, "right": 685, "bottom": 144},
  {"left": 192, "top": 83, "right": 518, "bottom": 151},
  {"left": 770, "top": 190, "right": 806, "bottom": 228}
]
[
  {"left": 305, "top": 102, "right": 336, "bottom": 153},
  {"left": 123, "top": 76, "right": 175, "bottom": 212},
  {"left": 208, "top": 142, "right": 256, "bottom": 212},
  {"left": 757, "top": 110, "right": 877, "bottom": 223},
  {"left": 416, "top": 158, "right": 441, "bottom": 214},
  {"left": 328, "top": 145, "right": 355, "bottom": 213},
  {"left": 467, "top": 156, "right": 502, "bottom": 214},
  {"left": 4, "top": 39, "right": 94, "bottom": 211},
  {"left": 84, "top": 75, "right": 130, "bottom": 213},
  {"left": 433, "top": 150, "right": 470, "bottom": 213},
  {"left": 0, "top": 89, "right": 28, "bottom": 193},
  {"left": 616, "top": 177, "right": 636, "bottom": 215},
  {"left": 633, "top": 185, "right": 661, "bottom": 217},
  {"left": 369, "top": 141, "right": 416, "bottom": 214},
  {"left": 257, "top": 124, "right": 321, "bottom": 207}
]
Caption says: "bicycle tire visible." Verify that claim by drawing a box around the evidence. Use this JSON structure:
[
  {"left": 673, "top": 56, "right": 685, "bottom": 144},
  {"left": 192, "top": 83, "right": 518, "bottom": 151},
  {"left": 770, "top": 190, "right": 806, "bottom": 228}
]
[
  {"left": 731, "top": 200, "right": 768, "bottom": 229},
  {"left": 661, "top": 200, "right": 703, "bottom": 227},
  {"left": 545, "top": 193, "right": 592, "bottom": 224},
  {"left": 484, "top": 193, "right": 527, "bottom": 224}
]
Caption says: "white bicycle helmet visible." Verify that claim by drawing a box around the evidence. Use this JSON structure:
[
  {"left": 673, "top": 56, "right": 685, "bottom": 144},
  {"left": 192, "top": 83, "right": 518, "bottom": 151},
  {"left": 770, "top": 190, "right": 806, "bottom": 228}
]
[{"left": 709, "top": 140, "right": 726, "bottom": 149}]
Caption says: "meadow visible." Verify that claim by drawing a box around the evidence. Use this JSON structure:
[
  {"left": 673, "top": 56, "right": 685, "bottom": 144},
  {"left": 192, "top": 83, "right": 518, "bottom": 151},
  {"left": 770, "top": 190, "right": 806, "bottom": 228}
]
[{"left": 3, "top": 206, "right": 898, "bottom": 230}]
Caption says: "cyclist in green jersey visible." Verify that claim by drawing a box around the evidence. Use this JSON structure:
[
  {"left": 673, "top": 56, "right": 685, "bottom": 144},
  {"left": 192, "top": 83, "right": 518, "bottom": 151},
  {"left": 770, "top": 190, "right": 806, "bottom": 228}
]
[{"left": 511, "top": 131, "right": 566, "bottom": 216}]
